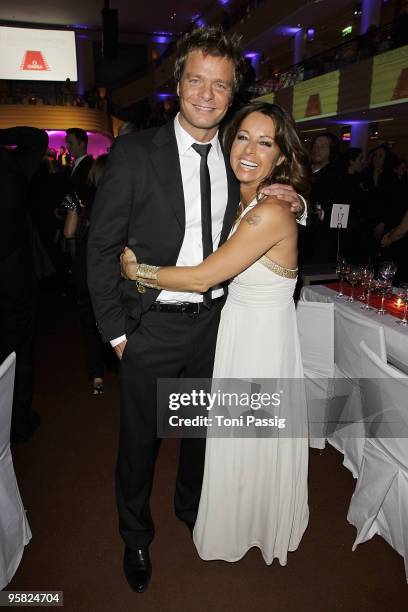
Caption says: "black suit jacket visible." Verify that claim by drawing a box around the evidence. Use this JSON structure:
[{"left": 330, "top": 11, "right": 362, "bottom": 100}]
[
  {"left": 87, "top": 121, "right": 240, "bottom": 343},
  {"left": 68, "top": 155, "right": 94, "bottom": 205}
]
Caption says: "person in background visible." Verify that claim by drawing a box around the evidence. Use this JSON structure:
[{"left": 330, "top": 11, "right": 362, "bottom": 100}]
[
  {"left": 62, "top": 78, "right": 75, "bottom": 106},
  {"left": 63, "top": 155, "right": 109, "bottom": 394},
  {"left": 57, "top": 145, "right": 71, "bottom": 171},
  {"left": 65, "top": 128, "right": 93, "bottom": 199},
  {"left": 54, "top": 128, "right": 93, "bottom": 268},
  {"left": 394, "top": 158, "right": 407, "bottom": 189},
  {"left": 0, "top": 127, "right": 48, "bottom": 442},
  {"left": 306, "top": 132, "right": 340, "bottom": 263},
  {"left": 362, "top": 145, "right": 400, "bottom": 247},
  {"left": 335, "top": 147, "right": 368, "bottom": 259}
]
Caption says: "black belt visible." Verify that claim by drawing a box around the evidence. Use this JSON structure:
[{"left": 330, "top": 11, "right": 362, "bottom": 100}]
[{"left": 149, "top": 296, "right": 224, "bottom": 314}]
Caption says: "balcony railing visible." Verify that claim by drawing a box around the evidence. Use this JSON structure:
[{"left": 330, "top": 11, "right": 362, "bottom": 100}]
[{"left": 249, "top": 20, "right": 406, "bottom": 97}]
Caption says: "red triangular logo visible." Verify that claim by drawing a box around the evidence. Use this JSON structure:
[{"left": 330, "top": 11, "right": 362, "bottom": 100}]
[
  {"left": 305, "top": 94, "right": 321, "bottom": 116},
  {"left": 392, "top": 68, "right": 408, "bottom": 100},
  {"left": 20, "top": 50, "right": 50, "bottom": 71}
]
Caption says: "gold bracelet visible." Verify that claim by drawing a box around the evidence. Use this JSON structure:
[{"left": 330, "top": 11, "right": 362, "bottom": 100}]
[
  {"left": 137, "top": 263, "right": 160, "bottom": 280},
  {"left": 134, "top": 263, "right": 164, "bottom": 290}
]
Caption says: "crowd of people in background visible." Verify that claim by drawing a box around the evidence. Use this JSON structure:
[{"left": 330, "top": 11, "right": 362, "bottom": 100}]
[
  {"left": 304, "top": 132, "right": 408, "bottom": 284},
  {"left": 0, "top": 125, "right": 114, "bottom": 444},
  {"left": 0, "top": 78, "right": 106, "bottom": 109}
]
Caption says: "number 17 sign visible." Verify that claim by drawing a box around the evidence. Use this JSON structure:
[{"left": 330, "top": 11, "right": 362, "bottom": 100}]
[{"left": 330, "top": 203, "right": 350, "bottom": 229}]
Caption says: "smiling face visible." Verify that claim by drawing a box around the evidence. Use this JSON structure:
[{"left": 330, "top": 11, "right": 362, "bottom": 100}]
[
  {"left": 230, "top": 111, "right": 285, "bottom": 197},
  {"left": 177, "top": 50, "right": 235, "bottom": 142}
]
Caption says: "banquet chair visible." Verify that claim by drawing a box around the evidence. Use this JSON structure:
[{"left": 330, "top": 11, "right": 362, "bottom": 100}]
[
  {"left": 296, "top": 301, "right": 334, "bottom": 449},
  {"left": 0, "top": 353, "right": 32, "bottom": 590},
  {"left": 347, "top": 341, "right": 408, "bottom": 582},
  {"left": 329, "top": 305, "right": 387, "bottom": 477}
]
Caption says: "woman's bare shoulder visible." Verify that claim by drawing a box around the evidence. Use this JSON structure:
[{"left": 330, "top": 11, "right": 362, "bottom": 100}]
[{"left": 246, "top": 196, "right": 295, "bottom": 227}]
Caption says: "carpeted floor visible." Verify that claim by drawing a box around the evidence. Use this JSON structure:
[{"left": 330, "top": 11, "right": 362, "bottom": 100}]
[{"left": 8, "top": 289, "right": 407, "bottom": 611}]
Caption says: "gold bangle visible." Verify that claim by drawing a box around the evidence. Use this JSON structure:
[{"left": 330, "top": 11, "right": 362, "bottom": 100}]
[
  {"left": 134, "top": 263, "right": 163, "bottom": 290},
  {"left": 138, "top": 263, "right": 160, "bottom": 280}
]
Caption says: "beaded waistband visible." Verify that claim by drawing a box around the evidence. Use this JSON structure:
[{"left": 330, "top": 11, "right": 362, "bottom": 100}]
[{"left": 258, "top": 256, "right": 298, "bottom": 279}]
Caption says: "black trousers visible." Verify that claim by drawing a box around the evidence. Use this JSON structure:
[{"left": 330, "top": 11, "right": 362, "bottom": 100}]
[
  {"left": 118, "top": 301, "right": 223, "bottom": 550},
  {"left": 72, "top": 246, "right": 105, "bottom": 380}
]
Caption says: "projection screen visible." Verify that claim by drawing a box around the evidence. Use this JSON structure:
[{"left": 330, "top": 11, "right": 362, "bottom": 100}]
[{"left": 0, "top": 26, "right": 77, "bottom": 81}]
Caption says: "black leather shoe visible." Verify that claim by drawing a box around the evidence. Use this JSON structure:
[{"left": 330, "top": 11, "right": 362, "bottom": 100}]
[{"left": 123, "top": 548, "right": 152, "bottom": 593}]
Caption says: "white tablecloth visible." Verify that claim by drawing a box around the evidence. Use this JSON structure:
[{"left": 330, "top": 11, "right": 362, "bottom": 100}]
[{"left": 300, "top": 285, "right": 408, "bottom": 374}]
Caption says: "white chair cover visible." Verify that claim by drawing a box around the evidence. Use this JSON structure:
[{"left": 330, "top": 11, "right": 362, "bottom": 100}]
[
  {"left": 347, "top": 342, "right": 408, "bottom": 582},
  {"left": 297, "top": 301, "right": 334, "bottom": 449},
  {"left": 0, "top": 353, "right": 32, "bottom": 590},
  {"left": 329, "top": 305, "right": 387, "bottom": 477}
]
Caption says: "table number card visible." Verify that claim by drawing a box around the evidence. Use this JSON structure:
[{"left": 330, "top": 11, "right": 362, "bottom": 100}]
[{"left": 330, "top": 203, "right": 350, "bottom": 229}]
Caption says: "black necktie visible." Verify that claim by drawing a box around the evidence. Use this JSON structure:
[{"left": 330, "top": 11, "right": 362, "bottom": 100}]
[{"left": 192, "top": 143, "right": 213, "bottom": 308}]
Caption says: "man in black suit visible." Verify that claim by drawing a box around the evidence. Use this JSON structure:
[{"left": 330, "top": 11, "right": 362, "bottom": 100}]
[
  {"left": 0, "top": 127, "right": 48, "bottom": 441},
  {"left": 88, "top": 27, "right": 305, "bottom": 593},
  {"left": 65, "top": 128, "right": 93, "bottom": 202}
]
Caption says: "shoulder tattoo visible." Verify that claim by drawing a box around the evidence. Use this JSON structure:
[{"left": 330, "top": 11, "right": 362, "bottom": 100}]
[{"left": 245, "top": 213, "right": 262, "bottom": 226}]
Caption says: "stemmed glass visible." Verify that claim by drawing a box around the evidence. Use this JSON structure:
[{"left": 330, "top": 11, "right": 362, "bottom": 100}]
[
  {"left": 395, "top": 283, "right": 408, "bottom": 326},
  {"left": 376, "top": 261, "right": 397, "bottom": 315},
  {"left": 336, "top": 257, "right": 351, "bottom": 299},
  {"left": 345, "top": 265, "right": 361, "bottom": 302},
  {"left": 359, "top": 264, "right": 375, "bottom": 310}
]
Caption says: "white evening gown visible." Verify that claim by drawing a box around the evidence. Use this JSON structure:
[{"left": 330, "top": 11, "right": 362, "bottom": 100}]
[{"left": 193, "top": 201, "right": 309, "bottom": 565}]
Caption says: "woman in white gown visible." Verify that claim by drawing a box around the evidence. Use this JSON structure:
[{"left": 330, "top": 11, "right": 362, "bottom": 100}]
[{"left": 121, "top": 102, "right": 310, "bottom": 566}]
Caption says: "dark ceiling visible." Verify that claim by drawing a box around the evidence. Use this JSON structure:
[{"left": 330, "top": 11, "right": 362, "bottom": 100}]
[{"left": 0, "top": 0, "right": 248, "bottom": 35}]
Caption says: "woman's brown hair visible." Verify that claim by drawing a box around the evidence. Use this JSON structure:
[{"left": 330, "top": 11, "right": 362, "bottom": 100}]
[{"left": 223, "top": 101, "right": 311, "bottom": 196}]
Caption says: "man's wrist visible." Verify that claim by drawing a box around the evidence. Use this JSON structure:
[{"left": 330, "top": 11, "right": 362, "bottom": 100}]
[{"left": 110, "top": 334, "right": 127, "bottom": 347}]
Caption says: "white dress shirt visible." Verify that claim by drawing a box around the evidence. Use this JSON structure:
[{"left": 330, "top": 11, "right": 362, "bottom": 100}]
[{"left": 158, "top": 114, "right": 228, "bottom": 303}]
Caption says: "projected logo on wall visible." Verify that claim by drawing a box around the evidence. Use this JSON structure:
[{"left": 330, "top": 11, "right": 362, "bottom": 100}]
[{"left": 20, "top": 50, "right": 50, "bottom": 72}]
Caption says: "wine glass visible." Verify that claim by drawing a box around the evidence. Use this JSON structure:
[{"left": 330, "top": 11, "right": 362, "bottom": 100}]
[
  {"left": 345, "top": 265, "right": 361, "bottom": 302},
  {"left": 395, "top": 283, "right": 408, "bottom": 326},
  {"left": 336, "top": 257, "right": 351, "bottom": 299},
  {"left": 359, "top": 264, "right": 375, "bottom": 310},
  {"left": 378, "top": 261, "right": 397, "bottom": 284},
  {"left": 375, "top": 278, "right": 389, "bottom": 315},
  {"left": 376, "top": 261, "right": 397, "bottom": 315}
]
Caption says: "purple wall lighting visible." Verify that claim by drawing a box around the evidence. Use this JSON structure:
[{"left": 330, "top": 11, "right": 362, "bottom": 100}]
[
  {"left": 360, "top": 0, "right": 383, "bottom": 35},
  {"left": 307, "top": 28, "right": 315, "bottom": 42},
  {"left": 276, "top": 26, "right": 302, "bottom": 36},
  {"left": 153, "top": 36, "right": 170, "bottom": 44},
  {"left": 152, "top": 31, "right": 173, "bottom": 44},
  {"left": 46, "top": 130, "right": 112, "bottom": 158},
  {"left": 156, "top": 93, "right": 173, "bottom": 100}
]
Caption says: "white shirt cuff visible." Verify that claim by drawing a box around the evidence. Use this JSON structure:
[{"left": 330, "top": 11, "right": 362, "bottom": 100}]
[
  {"left": 110, "top": 334, "right": 127, "bottom": 347},
  {"left": 297, "top": 195, "right": 308, "bottom": 226}
]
